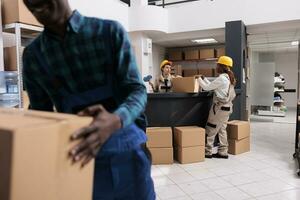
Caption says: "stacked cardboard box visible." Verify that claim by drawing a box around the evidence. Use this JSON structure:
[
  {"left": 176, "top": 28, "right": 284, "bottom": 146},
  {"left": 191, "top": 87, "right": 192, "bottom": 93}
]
[
  {"left": 174, "top": 126, "right": 205, "bottom": 164},
  {"left": 2, "top": 0, "right": 41, "bottom": 26},
  {"left": 183, "top": 69, "right": 199, "bottom": 77},
  {"left": 198, "top": 68, "right": 215, "bottom": 77},
  {"left": 227, "top": 120, "right": 251, "bottom": 155},
  {"left": 200, "top": 49, "right": 215, "bottom": 59},
  {"left": 185, "top": 49, "right": 199, "bottom": 60},
  {"left": 146, "top": 127, "right": 173, "bottom": 165},
  {"left": 0, "top": 108, "right": 94, "bottom": 200},
  {"left": 4, "top": 47, "right": 25, "bottom": 71},
  {"left": 168, "top": 50, "right": 182, "bottom": 61},
  {"left": 216, "top": 47, "right": 225, "bottom": 58},
  {"left": 171, "top": 65, "right": 183, "bottom": 76},
  {"left": 172, "top": 77, "right": 200, "bottom": 93}
]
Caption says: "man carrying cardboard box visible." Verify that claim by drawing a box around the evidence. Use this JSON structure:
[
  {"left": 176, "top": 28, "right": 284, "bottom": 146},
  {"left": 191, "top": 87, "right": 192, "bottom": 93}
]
[{"left": 22, "top": 0, "right": 155, "bottom": 199}]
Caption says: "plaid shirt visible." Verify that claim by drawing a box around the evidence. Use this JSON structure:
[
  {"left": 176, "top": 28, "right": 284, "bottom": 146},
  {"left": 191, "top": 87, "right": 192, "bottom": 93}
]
[{"left": 23, "top": 11, "right": 147, "bottom": 128}]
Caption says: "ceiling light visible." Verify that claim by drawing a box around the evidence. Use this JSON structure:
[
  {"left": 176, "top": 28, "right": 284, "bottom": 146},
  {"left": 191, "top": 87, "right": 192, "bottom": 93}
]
[
  {"left": 291, "top": 41, "right": 299, "bottom": 46},
  {"left": 191, "top": 38, "right": 218, "bottom": 44}
]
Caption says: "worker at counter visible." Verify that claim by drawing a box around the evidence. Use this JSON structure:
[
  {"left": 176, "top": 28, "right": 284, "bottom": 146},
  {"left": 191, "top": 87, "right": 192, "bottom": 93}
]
[
  {"left": 198, "top": 56, "right": 236, "bottom": 159},
  {"left": 149, "top": 60, "right": 177, "bottom": 93}
]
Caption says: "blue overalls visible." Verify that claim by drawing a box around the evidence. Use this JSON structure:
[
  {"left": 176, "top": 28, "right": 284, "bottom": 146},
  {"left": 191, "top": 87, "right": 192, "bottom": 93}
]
[{"left": 32, "top": 39, "right": 155, "bottom": 200}]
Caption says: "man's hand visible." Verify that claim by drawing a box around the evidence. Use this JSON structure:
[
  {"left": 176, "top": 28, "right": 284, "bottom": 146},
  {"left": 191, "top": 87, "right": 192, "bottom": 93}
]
[{"left": 69, "top": 105, "right": 122, "bottom": 167}]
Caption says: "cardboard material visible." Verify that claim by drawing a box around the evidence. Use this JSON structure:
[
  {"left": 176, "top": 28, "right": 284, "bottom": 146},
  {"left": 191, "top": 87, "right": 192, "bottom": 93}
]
[
  {"left": 175, "top": 146, "right": 205, "bottom": 164},
  {"left": 216, "top": 48, "right": 225, "bottom": 58},
  {"left": 168, "top": 50, "right": 182, "bottom": 61},
  {"left": 22, "top": 91, "right": 29, "bottom": 109},
  {"left": 146, "top": 127, "right": 172, "bottom": 148},
  {"left": 149, "top": 147, "right": 173, "bottom": 165},
  {"left": 172, "top": 77, "right": 199, "bottom": 93},
  {"left": 4, "top": 47, "right": 25, "bottom": 71},
  {"left": 200, "top": 49, "right": 215, "bottom": 59},
  {"left": 2, "top": 0, "right": 41, "bottom": 26},
  {"left": 172, "top": 65, "right": 182, "bottom": 76},
  {"left": 198, "top": 68, "right": 214, "bottom": 77},
  {"left": 0, "top": 108, "right": 94, "bottom": 200},
  {"left": 228, "top": 137, "right": 250, "bottom": 155},
  {"left": 185, "top": 49, "right": 199, "bottom": 60},
  {"left": 183, "top": 69, "right": 199, "bottom": 77},
  {"left": 174, "top": 126, "right": 205, "bottom": 147},
  {"left": 227, "top": 120, "right": 250, "bottom": 140}
]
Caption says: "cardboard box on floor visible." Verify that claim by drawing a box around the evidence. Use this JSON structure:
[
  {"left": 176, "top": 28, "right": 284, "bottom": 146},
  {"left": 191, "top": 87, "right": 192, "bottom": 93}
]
[
  {"left": 172, "top": 76, "right": 200, "bottom": 93},
  {"left": 0, "top": 108, "right": 94, "bottom": 200},
  {"left": 149, "top": 147, "right": 173, "bottom": 165},
  {"left": 146, "top": 127, "right": 172, "bottom": 148},
  {"left": 228, "top": 137, "right": 250, "bottom": 155},
  {"left": 174, "top": 126, "right": 205, "bottom": 147},
  {"left": 175, "top": 146, "right": 205, "bottom": 164},
  {"left": 2, "top": 0, "right": 41, "bottom": 26},
  {"left": 227, "top": 120, "right": 250, "bottom": 140},
  {"left": 174, "top": 126, "right": 205, "bottom": 164},
  {"left": 4, "top": 47, "right": 25, "bottom": 71}
]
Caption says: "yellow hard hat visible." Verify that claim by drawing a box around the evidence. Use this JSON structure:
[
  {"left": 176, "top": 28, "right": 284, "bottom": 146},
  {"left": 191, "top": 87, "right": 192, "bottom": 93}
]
[
  {"left": 160, "top": 60, "right": 172, "bottom": 69},
  {"left": 217, "top": 56, "right": 233, "bottom": 68}
]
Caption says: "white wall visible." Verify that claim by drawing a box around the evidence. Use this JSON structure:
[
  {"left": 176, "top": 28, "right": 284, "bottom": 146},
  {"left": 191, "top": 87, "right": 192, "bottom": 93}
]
[
  {"left": 167, "top": 0, "right": 300, "bottom": 33},
  {"left": 69, "top": 0, "right": 129, "bottom": 30},
  {"left": 152, "top": 44, "right": 166, "bottom": 80},
  {"left": 129, "top": 6, "right": 168, "bottom": 32},
  {"left": 275, "top": 52, "right": 298, "bottom": 107}
]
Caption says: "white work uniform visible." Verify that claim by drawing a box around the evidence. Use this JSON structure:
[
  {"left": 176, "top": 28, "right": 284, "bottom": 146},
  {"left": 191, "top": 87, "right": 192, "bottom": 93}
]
[
  {"left": 198, "top": 73, "right": 236, "bottom": 156},
  {"left": 155, "top": 74, "right": 174, "bottom": 93}
]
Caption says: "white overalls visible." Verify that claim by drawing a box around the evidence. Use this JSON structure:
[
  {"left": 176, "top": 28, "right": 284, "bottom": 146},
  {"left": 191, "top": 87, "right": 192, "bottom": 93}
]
[{"left": 198, "top": 74, "right": 236, "bottom": 156}]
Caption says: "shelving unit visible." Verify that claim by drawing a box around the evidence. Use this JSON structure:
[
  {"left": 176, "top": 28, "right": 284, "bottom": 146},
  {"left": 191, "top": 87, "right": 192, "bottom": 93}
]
[
  {"left": 2, "top": 23, "right": 43, "bottom": 108},
  {"left": 257, "top": 74, "right": 287, "bottom": 117}
]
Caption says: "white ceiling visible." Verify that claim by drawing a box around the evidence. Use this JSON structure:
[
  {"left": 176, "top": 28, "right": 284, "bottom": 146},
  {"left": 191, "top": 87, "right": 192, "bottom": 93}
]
[{"left": 149, "top": 19, "right": 300, "bottom": 53}]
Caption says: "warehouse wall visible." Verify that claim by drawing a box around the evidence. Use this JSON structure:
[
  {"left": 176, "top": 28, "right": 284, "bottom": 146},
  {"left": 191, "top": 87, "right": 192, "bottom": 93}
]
[
  {"left": 69, "top": 0, "right": 129, "bottom": 30},
  {"left": 167, "top": 0, "right": 300, "bottom": 33},
  {"left": 275, "top": 51, "right": 298, "bottom": 108},
  {"left": 152, "top": 44, "right": 166, "bottom": 81}
]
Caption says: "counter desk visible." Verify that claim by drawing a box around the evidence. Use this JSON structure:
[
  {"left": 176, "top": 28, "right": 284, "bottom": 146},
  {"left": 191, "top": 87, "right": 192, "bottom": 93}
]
[{"left": 146, "top": 92, "right": 213, "bottom": 128}]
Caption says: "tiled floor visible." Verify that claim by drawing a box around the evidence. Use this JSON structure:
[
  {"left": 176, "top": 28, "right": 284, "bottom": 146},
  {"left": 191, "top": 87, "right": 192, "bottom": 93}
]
[{"left": 152, "top": 120, "right": 300, "bottom": 200}]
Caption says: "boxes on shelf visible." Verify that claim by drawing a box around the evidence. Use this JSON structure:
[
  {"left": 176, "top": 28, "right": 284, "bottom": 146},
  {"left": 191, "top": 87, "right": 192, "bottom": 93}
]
[
  {"left": 2, "top": 0, "right": 41, "bottom": 26},
  {"left": 146, "top": 127, "right": 173, "bottom": 164},
  {"left": 4, "top": 46, "right": 25, "bottom": 71},
  {"left": 183, "top": 69, "right": 199, "bottom": 77},
  {"left": 174, "top": 126, "right": 205, "bottom": 164},
  {"left": 227, "top": 120, "right": 250, "bottom": 155},
  {"left": 216, "top": 47, "right": 225, "bottom": 58},
  {"left": 172, "top": 65, "right": 183, "bottom": 76},
  {"left": 200, "top": 49, "right": 215, "bottom": 59},
  {"left": 172, "top": 76, "right": 200, "bottom": 93},
  {"left": 198, "top": 68, "right": 215, "bottom": 77},
  {"left": 168, "top": 50, "right": 182, "bottom": 61},
  {"left": 0, "top": 108, "right": 94, "bottom": 200},
  {"left": 184, "top": 49, "right": 199, "bottom": 60}
]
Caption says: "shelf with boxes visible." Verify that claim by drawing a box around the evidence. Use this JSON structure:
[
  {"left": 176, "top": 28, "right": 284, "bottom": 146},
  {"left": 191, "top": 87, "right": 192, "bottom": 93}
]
[
  {"left": 167, "top": 46, "right": 225, "bottom": 78},
  {"left": 0, "top": 0, "right": 43, "bottom": 108}
]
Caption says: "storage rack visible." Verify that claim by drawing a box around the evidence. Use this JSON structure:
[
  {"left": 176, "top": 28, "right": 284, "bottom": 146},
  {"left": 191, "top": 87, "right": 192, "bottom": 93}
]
[
  {"left": 294, "top": 102, "right": 300, "bottom": 176},
  {"left": 2, "top": 23, "right": 43, "bottom": 108}
]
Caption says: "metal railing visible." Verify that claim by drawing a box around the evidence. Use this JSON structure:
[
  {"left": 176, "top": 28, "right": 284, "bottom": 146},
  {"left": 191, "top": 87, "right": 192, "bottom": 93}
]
[
  {"left": 149, "top": 0, "right": 201, "bottom": 7},
  {"left": 120, "top": 0, "right": 201, "bottom": 7}
]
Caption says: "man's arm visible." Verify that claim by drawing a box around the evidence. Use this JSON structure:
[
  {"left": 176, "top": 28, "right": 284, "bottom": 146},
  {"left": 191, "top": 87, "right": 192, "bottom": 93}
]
[{"left": 111, "top": 21, "right": 147, "bottom": 128}]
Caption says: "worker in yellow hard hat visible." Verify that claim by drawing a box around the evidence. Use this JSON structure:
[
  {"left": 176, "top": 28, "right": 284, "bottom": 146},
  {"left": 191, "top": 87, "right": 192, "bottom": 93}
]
[
  {"left": 149, "top": 60, "right": 176, "bottom": 92},
  {"left": 198, "top": 56, "right": 236, "bottom": 159}
]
